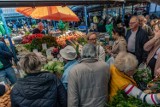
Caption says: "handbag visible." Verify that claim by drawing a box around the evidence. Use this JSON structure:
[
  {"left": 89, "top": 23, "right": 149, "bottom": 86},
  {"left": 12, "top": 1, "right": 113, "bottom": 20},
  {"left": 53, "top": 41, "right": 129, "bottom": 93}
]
[{"left": 0, "top": 61, "right": 3, "bottom": 69}]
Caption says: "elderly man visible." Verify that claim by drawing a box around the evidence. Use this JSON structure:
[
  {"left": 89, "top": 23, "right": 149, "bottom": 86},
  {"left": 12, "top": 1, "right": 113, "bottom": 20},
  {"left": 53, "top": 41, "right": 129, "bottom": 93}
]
[
  {"left": 138, "top": 15, "right": 154, "bottom": 39},
  {"left": 68, "top": 44, "right": 110, "bottom": 107},
  {"left": 87, "top": 32, "right": 105, "bottom": 61},
  {"left": 126, "top": 16, "right": 149, "bottom": 65},
  {"left": 60, "top": 45, "right": 78, "bottom": 90},
  {"left": 32, "top": 22, "right": 45, "bottom": 34}
]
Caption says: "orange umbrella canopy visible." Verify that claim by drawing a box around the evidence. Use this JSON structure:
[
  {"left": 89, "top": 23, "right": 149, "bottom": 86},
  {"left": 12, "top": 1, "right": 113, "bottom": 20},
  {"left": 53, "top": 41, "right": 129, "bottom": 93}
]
[{"left": 16, "top": 6, "right": 79, "bottom": 22}]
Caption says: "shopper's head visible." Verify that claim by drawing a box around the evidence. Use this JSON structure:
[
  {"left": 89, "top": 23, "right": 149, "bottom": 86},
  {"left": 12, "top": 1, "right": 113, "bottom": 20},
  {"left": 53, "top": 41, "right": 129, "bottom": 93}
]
[
  {"left": 38, "top": 22, "right": 44, "bottom": 31},
  {"left": 138, "top": 15, "right": 145, "bottom": 26},
  {"left": 150, "top": 19, "right": 158, "bottom": 28},
  {"left": 81, "top": 44, "right": 97, "bottom": 59},
  {"left": 112, "top": 27, "right": 125, "bottom": 40},
  {"left": 87, "top": 32, "right": 97, "bottom": 44},
  {"left": 60, "top": 45, "right": 77, "bottom": 61},
  {"left": 20, "top": 52, "right": 42, "bottom": 74},
  {"left": 153, "top": 20, "right": 160, "bottom": 33},
  {"left": 114, "top": 52, "right": 138, "bottom": 76},
  {"left": 129, "top": 16, "right": 139, "bottom": 31}
]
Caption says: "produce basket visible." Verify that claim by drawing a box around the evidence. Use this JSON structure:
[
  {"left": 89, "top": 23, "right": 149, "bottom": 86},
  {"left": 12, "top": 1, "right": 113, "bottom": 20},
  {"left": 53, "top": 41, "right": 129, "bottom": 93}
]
[{"left": 0, "top": 89, "right": 11, "bottom": 107}]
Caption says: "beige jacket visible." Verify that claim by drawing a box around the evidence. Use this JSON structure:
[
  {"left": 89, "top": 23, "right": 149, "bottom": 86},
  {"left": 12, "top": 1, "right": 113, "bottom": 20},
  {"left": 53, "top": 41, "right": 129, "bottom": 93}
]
[
  {"left": 111, "top": 37, "right": 127, "bottom": 57},
  {"left": 146, "top": 39, "right": 160, "bottom": 76},
  {"left": 68, "top": 58, "right": 110, "bottom": 107}
]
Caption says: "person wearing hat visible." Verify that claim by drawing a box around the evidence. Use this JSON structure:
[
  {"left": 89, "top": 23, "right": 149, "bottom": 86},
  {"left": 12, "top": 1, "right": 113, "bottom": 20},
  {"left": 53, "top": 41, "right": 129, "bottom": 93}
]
[
  {"left": 60, "top": 45, "right": 78, "bottom": 90},
  {"left": 68, "top": 44, "right": 110, "bottom": 107}
]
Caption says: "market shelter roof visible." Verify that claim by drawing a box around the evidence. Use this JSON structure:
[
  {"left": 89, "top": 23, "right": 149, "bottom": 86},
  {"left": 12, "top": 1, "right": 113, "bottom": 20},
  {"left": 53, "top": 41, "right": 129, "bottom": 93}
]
[
  {"left": 147, "top": 0, "right": 160, "bottom": 5},
  {"left": 16, "top": 6, "right": 80, "bottom": 21},
  {"left": 0, "top": 0, "right": 144, "bottom": 7}
]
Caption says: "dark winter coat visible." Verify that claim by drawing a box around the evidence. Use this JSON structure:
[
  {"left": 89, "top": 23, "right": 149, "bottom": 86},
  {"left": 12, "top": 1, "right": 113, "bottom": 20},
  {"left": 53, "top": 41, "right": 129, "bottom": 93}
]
[
  {"left": 11, "top": 72, "right": 67, "bottom": 107},
  {"left": 126, "top": 27, "right": 149, "bottom": 64},
  {"left": 0, "top": 41, "right": 13, "bottom": 70}
]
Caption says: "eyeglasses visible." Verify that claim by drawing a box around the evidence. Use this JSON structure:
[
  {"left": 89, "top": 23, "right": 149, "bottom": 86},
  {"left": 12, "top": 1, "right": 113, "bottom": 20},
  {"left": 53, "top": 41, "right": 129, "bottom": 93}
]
[
  {"left": 129, "top": 22, "right": 136, "bottom": 25},
  {"left": 88, "top": 38, "right": 97, "bottom": 41}
]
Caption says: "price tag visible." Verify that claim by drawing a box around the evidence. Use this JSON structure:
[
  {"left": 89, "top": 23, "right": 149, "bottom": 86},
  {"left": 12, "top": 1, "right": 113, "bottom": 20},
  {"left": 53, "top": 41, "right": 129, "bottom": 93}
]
[{"left": 42, "top": 43, "right": 47, "bottom": 50}]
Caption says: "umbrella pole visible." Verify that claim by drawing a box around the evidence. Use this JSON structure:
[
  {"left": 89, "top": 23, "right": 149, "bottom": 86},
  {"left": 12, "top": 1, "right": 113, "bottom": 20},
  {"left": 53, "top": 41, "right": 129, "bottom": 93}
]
[{"left": 0, "top": 8, "right": 18, "bottom": 65}]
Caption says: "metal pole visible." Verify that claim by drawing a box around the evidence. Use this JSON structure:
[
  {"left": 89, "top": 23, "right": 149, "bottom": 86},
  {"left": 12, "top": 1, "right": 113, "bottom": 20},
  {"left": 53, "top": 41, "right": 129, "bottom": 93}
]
[
  {"left": 155, "top": 4, "right": 157, "bottom": 13},
  {"left": 122, "top": 2, "right": 125, "bottom": 23},
  {"left": 132, "top": 3, "right": 134, "bottom": 15},
  {"left": 147, "top": 3, "right": 150, "bottom": 14},
  {"left": 0, "top": 8, "right": 18, "bottom": 64},
  {"left": 119, "top": 8, "right": 121, "bottom": 16},
  {"left": 84, "top": 6, "right": 88, "bottom": 34}
]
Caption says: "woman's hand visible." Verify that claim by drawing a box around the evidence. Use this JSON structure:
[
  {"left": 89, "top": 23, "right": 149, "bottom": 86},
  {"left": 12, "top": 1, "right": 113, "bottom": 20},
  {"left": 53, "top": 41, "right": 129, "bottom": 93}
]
[{"left": 154, "top": 30, "right": 160, "bottom": 40}]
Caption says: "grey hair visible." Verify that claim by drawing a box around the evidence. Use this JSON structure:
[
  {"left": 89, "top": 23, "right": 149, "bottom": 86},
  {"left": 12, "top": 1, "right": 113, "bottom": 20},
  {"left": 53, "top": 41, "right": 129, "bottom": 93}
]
[
  {"left": 19, "top": 52, "right": 42, "bottom": 74},
  {"left": 114, "top": 52, "right": 138, "bottom": 73},
  {"left": 81, "top": 44, "right": 97, "bottom": 59}
]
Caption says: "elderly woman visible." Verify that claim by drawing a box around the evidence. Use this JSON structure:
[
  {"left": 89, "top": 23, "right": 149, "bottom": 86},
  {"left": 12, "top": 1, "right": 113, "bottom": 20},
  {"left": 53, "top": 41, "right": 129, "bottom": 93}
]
[
  {"left": 109, "top": 52, "right": 160, "bottom": 105},
  {"left": 144, "top": 20, "right": 160, "bottom": 78},
  {"left": 68, "top": 44, "right": 110, "bottom": 107},
  {"left": 11, "top": 52, "right": 67, "bottom": 107}
]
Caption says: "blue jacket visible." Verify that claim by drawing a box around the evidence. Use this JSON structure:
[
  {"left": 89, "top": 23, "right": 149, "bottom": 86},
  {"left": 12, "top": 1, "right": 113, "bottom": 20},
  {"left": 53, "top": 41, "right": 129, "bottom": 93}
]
[
  {"left": 61, "top": 60, "right": 78, "bottom": 90},
  {"left": 0, "top": 41, "right": 13, "bottom": 70}
]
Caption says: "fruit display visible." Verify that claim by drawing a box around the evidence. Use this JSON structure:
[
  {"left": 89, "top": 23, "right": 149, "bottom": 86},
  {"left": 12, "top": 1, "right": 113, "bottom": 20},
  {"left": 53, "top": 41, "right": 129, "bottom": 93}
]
[
  {"left": 56, "top": 31, "right": 86, "bottom": 47},
  {"left": 0, "top": 90, "right": 11, "bottom": 107},
  {"left": 43, "top": 61, "right": 64, "bottom": 78}
]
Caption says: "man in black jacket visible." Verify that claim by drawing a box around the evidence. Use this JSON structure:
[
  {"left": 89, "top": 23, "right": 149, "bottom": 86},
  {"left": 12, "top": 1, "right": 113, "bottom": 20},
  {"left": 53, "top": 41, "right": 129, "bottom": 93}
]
[{"left": 126, "top": 16, "right": 149, "bottom": 65}]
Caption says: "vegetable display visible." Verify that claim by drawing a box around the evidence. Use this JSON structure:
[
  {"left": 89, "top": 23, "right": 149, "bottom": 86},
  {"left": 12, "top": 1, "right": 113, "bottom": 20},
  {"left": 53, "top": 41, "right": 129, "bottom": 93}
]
[
  {"left": 133, "top": 68, "right": 152, "bottom": 90},
  {"left": 43, "top": 61, "right": 64, "bottom": 78},
  {"left": 107, "top": 90, "right": 156, "bottom": 107},
  {"left": 23, "top": 36, "right": 58, "bottom": 52}
]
